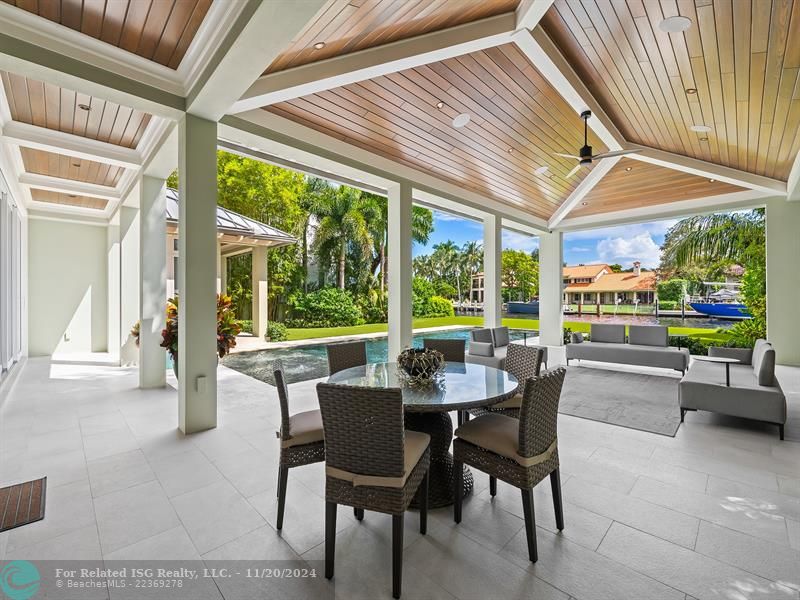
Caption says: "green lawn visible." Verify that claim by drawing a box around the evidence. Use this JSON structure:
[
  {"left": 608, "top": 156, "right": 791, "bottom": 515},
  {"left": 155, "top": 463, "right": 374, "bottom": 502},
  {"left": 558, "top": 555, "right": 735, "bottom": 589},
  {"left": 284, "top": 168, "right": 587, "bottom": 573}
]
[{"left": 285, "top": 315, "right": 724, "bottom": 342}]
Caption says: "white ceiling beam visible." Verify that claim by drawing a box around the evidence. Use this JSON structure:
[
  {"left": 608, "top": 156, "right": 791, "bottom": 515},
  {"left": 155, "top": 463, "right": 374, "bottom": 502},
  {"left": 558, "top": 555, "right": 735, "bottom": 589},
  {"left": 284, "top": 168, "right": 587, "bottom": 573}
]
[
  {"left": 188, "top": 0, "right": 328, "bottom": 121},
  {"left": 513, "top": 27, "right": 624, "bottom": 152},
  {"left": 230, "top": 12, "right": 518, "bottom": 113},
  {"left": 221, "top": 110, "right": 550, "bottom": 232},
  {"left": 548, "top": 157, "right": 621, "bottom": 229},
  {"left": 787, "top": 149, "right": 800, "bottom": 201},
  {"left": 19, "top": 173, "right": 121, "bottom": 201},
  {"left": 1, "top": 121, "right": 142, "bottom": 169},
  {"left": 516, "top": 0, "right": 556, "bottom": 30},
  {"left": 627, "top": 145, "right": 786, "bottom": 196},
  {"left": 557, "top": 189, "right": 773, "bottom": 232}
]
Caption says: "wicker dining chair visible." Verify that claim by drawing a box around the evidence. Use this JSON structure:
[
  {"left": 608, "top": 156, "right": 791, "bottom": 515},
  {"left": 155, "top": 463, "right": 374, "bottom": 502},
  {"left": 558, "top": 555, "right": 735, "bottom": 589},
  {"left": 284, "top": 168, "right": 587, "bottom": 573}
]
[
  {"left": 316, "top": 382, "right": 430, "bottom": 599},
  {"left": 273, "top": 360, "right": 325, "bottom": 530},
  {"left": 326, "top": 340, "right": 367, "bottom": 375},
  {"left": 471, "top": 344, "right": 545, "bottom": 419},
  {"left": 422, "top": 338, "right": 466, "bottom": 362},
  {"left": 453, "top": 367, "right": 567, "bottom": 563}
]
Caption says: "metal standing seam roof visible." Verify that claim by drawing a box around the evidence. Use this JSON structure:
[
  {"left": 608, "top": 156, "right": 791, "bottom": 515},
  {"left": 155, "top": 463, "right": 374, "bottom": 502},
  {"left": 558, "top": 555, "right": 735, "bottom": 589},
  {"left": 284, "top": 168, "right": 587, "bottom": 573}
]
[{"left": 165, "top": 187, "right": 296, "bottom": 246}]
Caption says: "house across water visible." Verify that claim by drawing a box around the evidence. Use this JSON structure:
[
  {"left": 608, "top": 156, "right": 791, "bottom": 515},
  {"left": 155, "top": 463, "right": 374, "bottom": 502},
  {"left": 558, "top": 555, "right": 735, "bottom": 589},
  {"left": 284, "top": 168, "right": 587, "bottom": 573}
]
[{"left": 562, "top": 262, "right": 656, "bottom": 306}]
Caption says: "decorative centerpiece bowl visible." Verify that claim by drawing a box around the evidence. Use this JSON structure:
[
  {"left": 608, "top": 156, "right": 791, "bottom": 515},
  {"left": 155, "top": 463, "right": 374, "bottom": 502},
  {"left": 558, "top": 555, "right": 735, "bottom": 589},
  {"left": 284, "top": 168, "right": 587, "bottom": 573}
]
[{"left": 397, "top": 347, "right": 444, "bottom": 387}]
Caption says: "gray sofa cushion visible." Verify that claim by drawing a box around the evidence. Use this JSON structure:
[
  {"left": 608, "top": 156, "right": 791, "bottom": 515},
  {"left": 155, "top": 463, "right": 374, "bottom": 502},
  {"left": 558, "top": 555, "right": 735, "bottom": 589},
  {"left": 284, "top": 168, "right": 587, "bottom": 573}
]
[
  {"left": 566, "top": 341, "right": 689, "bottom": 371},
  {"left": 752, "top": 339, "right": 770, "bottom": 372},
  {"left": 708, "top": 346, "right": 753, "bottom": 365},
  {"left": 757, "top": 348, "right": 776, "bottom": 386},
  {"left": 590, "top": 324, "right": 626, "bottom": 344},
  {"left": 469, "top": 341, "right": 494, "bottom": 357},
  {"left": 628, "top": 325, "right": 668, "bottom": 347},
  {"left": 471, "top": 328, "right": 494, "bottom": 344},
  {"left": 570, "top": 332, "right": 584, "bottom": 344},
  {"left": 466, "top": 344, "right": 507, "bottom": 369},
  {"left": 491, "top": 326, "right": 510, "bottom": 347}
]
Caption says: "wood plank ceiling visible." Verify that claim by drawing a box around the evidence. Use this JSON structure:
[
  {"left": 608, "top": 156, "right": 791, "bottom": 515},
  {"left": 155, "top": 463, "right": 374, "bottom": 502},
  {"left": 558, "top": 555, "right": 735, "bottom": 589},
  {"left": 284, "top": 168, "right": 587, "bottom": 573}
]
[
  {"left": 265, "top": 0, "right": 520, "bottom": 73},
  {"left": 268, "top": 43, "right": 606, "bottom": 219},
  {"left": 568, "top": 157, "right": 743, "bottom": 217},
  {"left": 20, "top": 147, "right": 125, "bottom": 187},
  {"left": 1, "top": 71, "right": 152, "bottom": 148},
  {"left": 29, "top": 188, "right": 107, "bottom": 211},
  {"left": 542, "top": 0, "right": 800, "bottom": 181},
  {"left": 1, "top": 0, "right": 213, "bottom": 69}
]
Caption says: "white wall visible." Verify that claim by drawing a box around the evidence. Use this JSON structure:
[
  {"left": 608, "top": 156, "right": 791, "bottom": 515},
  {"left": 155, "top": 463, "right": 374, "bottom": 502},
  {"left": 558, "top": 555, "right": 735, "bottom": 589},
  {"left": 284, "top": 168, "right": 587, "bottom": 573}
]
[
  {"left": 28, "top": 218, "right": 108, "bottom": 356},
  {"left": 766, "top": 199, "right": 800, "bottom": 366}
]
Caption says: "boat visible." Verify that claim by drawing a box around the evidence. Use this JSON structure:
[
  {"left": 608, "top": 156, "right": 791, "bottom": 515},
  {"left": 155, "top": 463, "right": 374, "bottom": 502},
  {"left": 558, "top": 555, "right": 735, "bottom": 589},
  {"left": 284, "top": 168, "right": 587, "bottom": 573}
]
[
  {"left": 507, "top": 300, "right": 539, "bottom": 314},
  {"left": 688, "top": 282, "right": 751, "bottom": 320}
]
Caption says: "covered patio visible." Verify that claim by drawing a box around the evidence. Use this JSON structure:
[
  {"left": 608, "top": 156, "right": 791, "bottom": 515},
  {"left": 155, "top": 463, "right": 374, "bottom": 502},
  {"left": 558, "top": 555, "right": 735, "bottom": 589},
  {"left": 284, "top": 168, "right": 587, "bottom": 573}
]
[{"left": 1, "top": 1, "right": 799, "bottom": 598}]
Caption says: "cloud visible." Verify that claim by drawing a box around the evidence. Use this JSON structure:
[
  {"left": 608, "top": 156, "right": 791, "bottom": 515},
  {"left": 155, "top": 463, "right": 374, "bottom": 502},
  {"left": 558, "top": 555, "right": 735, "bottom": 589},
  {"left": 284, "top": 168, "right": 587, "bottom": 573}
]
[
  {"left": 596, "top": 232, "right": 661, "bottom": 268},
  {"left": 432, "top": 209, "right": 479, "bottom": 225},
  {"left": 570, "top": 246, "right": 592, "bottom": 252},
  {"left": 564, "top": 219, "right": 678, "bottom": 242},
  {"left": 503, "top": 229, "right": 539, "bottom": 253}
]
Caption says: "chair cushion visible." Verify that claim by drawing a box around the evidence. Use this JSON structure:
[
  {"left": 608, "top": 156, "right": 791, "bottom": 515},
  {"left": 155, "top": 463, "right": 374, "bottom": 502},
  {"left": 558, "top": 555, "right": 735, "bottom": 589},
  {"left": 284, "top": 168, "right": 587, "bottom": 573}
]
[
  {"left": 471, "top": 328, "right": 494, "bottom": 344},
  {"left": 491, "top": 326, "right": 510, "bottom": 347},
  {"left": 756, "top": 347, "right": 776, "bottom": 386},
  {"left": 469, "top": 341, "right": 495, "bottom": 357},
  {"left": 325, "top": 431, "right": 430, "bottom": 488},
  {"left": 570, "top": 332, "right": 584, "bottom": 343},
  {"left": 455, "top": 413, "right": 557, "bottom": 467},
  {"left": 492, "top": 393, "right": 522, "bottom": 409},
  {"left": 590, "top": 324, "right": 626, "bottom": 344},
  {"left": 628, "top": 325, "right": 668, "bottom": 347},
  {"left": 281, "top": 409, "right": 324, "bottom": 448}
]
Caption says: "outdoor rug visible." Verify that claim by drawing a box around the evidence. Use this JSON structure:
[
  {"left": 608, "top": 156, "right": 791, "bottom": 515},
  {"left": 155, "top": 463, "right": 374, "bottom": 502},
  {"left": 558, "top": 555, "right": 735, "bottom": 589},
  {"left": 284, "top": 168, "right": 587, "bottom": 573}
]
[
  {"left": 559, "top": 367, "right": 681, "bottom": 436},
  {"left": 0, "top": 477, "right": 46, "bottom": 532}
]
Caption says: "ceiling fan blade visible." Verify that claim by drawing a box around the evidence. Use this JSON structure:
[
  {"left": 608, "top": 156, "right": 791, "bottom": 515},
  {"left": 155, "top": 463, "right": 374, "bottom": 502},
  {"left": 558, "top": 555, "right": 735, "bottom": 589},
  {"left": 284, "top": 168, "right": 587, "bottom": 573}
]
[
  {"left": 553, "top": 153, "right": 581, "bottom": 159},
  {"left": 591, "top": 149, "right": 642, "bottom": 160},
  {"left": 565, "top": 164, "right": 582, "bottom": 178}
]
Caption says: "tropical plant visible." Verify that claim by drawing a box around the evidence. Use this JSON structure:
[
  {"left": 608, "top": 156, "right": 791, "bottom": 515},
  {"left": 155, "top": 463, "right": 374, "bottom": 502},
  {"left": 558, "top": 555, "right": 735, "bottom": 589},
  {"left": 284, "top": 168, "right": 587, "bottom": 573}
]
[
  {"left": 656, "top": 279, "right": 688, "bottom": 302},
  {"left": 159, "top": 294, "right": 242, "bottom": 361},
  {"left": 501, "top": 249, "right": 538, "bottom": 301},
  {"left": 426, "top": 295, "right": 455, "bottom": 318},
  {"left": 266, "top": 321, "right": 288, "bottom": 342},
  {"left": 290, "top": 287, "right": 364, "bottom": 327}
]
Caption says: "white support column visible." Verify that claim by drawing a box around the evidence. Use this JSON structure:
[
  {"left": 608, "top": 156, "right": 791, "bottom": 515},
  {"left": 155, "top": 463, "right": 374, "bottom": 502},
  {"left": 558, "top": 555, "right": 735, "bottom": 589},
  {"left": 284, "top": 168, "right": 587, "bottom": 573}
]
[
  {"left": 119, "top": 206, "right": 140, "bottom": 366},
  {"left": 252, "top": 246, "right": 268, "bottom": 340},
  {"left": 538, "top": 230, "right": 564, "bottom": 346},
  {"left": 178, "top": 114, "right": 218, "bottom": 434},
  {"left": 483, "top": 214, "right": 502, "bottom": 328},
  {"left": 388, "top": 182, "right": 413, "bottom": 359},
  {"left": 139, "top": 176, "right": 167, "bottom": 389},
  {"left": 106, "top": 222, "right": 120, "bottom": 361},
  {"left": 219, "top": 246, "right": 227, "bottom": 296},
  {"left": 766, "top": 199, "right": 800, "bottom": 366}
]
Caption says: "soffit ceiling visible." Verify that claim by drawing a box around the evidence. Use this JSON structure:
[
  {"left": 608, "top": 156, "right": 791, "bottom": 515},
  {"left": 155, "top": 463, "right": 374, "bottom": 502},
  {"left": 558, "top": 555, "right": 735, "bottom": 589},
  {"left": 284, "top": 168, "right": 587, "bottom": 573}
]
[
  {"left": 568, "top": 157, "right": 744, "bottom": 218},
  {"left": 1, "top": 0, "right": 213, "bottom": 69},
  {"left": 267, "top": 43, "right": 606, "bottom": 220},
  {"left": 541, "top": 0, "right": 800, "bottom": 181},
  {"left": 265, "top": 0, "right": 520, "bottom": 74},
  {"left": 29, "top": 188, "right": 108, "bottom": 210},
  {"left": 1, "top": 71, "right": 152, "bottom": 148},
  {"left": 20, "top": 147, "right": 126, "bottom": 187}
]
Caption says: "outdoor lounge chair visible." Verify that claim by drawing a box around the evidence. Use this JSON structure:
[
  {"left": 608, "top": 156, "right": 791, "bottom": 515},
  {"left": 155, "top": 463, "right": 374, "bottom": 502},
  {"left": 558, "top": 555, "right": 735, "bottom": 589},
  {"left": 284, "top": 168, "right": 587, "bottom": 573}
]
[
  {"left": 326, "top": 340, "right": 367, "bottom": 375},
  {"left": 470, "top": 344, "right": 545, "bottom": 419},
  {"left": 422, "top": 337, "right": 466, "bottom": 362}
]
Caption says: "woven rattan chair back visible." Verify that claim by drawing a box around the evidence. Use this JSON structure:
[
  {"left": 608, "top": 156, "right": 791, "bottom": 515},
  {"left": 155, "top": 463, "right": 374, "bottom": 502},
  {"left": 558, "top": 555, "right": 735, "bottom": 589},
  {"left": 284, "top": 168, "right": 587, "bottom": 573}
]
[
  {"left": 505, "top": 344, "right": 544, "bottom": 395},
  {"left": 273, "top": 359, "right": 292, "bottom": 441},
  {"left": 422, "top": 338, "right": 466, "bottom": 362},
  {"left": 316, "top": 383, "right": 405, "bottom": 478},
  {"left": 518, "top": 368, "right": 566, "bottom": 458},
  {"left": 326, "top": 341, "right": 367, "bottom": 375}
]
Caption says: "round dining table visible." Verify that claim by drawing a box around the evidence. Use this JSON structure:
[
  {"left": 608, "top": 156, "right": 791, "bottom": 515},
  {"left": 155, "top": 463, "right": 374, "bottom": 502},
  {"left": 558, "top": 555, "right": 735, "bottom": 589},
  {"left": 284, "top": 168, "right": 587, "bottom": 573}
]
[{"left": 327, "top": 361, "right": 518, "bottom": 508}]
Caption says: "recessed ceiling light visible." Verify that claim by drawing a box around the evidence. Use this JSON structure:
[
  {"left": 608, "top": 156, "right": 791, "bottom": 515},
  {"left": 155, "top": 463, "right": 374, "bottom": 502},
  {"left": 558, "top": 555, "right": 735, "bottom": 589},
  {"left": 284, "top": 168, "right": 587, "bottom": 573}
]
[
  {"left": 436, "top": 101, "right": 444, "bottom": 109},
  {"left": 534, "top": 165, "right": 549, "bottom": 175},
  {"left": 625, "top": 166, "right": 632, "bottom": 172},
  {"left": 581, "top": 201, "right": 589, "bottom": 206},
  {"left": 68, "top": 194, "right": 78, "bottom": 198},
  {"left": 709, "top": 179, "right": 716, "bottom": 183},
  {"left": 313, "top": 42, "right": 326, "bottom": 50},
  {"left": 690, "top": 124, "right": 712, "bottom": 132},
  {"left": 452, "top": 113, "right": 470, "bottom": 128},
  {"left": 72, "top": 162, "right": 80, "bottom": 167},
  {"left": 659, "top": 15, "right": 692, "bottom": 32},
  {"left": 685, "top": 88, "right": 697, "bottom": 94},
  {"left": 507, "top": 148, "right": 513, "bottom": 153},
  {"left": 78, "top": 103, "right": 90, "bottom": 111},
  {"left": 699, "top": 137, "right": 709, "bottom": 142}
]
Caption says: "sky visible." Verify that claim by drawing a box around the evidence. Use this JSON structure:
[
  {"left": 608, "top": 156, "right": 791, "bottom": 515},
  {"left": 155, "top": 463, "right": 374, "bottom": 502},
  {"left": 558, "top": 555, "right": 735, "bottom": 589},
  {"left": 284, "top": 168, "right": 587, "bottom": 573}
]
[{"left": 414, "top": 208, "right": 678, "bottom": 269}]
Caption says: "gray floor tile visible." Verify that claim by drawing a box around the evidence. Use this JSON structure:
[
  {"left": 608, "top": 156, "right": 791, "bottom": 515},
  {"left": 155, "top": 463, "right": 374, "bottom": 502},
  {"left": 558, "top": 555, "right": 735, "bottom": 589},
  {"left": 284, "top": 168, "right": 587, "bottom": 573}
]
[{"left": 87, "top": 449, "right": 155, "bottom": 498}]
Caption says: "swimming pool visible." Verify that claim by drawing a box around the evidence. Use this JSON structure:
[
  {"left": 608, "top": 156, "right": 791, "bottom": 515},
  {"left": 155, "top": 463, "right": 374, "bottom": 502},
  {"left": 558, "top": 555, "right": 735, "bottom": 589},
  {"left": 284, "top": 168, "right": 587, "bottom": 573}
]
[{"left": 222, "top": 327, "right": 532, "bottom": 385}]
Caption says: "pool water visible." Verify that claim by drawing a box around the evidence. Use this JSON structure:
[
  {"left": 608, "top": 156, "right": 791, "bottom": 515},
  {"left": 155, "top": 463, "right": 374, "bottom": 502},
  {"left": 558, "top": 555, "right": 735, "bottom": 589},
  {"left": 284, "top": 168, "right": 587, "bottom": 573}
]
[{"left": 222, "top": 327, "right": 532, "bottom": 385}]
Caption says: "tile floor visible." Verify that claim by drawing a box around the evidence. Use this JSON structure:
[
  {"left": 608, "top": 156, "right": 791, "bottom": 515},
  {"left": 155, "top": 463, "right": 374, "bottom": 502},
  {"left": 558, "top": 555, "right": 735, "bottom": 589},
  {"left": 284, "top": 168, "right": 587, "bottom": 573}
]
[{"left": 1, "top": 349, "right": 799, "bottom": 600}]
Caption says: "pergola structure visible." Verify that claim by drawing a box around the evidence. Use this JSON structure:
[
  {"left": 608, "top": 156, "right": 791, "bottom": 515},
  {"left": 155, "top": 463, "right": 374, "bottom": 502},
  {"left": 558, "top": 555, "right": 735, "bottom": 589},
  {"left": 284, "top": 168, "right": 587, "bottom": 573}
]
[{"left": 0, "top": 0, "right": 798, "bottom": 434}]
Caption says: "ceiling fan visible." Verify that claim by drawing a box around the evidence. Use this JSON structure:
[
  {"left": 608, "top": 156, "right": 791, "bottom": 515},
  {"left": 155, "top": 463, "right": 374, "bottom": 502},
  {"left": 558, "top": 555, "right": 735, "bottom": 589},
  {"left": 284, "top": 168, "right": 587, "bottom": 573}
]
[{"left": 555, "top": 110, "right": 640, "bottom": 178}]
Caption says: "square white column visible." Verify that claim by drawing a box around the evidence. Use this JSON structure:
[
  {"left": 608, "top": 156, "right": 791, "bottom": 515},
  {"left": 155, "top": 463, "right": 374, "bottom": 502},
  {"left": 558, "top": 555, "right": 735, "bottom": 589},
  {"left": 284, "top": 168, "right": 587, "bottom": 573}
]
[
  {"left": 106, "top": 222, "right": 121, "bottom": 361},
  {"left": 139, "top": 176, "right": 167, "bottom": 388},
  {"left": 252, "top": 246, "right": 268, "bottom": 339},
  {"left": 538, "top": 230, "right": 564, "bottom": 346},
  {"left": 483, "top": 214, "right": 502, "bottom": 328},
  {"left": 388, "top": 182, "right": 412, "bottom": 359},
  {"left": 766, "top": 199, "right": 800, "bottom": 365},
  {"left": 119, "top": 206, "right": 140, "bottom": 366},
  {"left": 219, "top": 249, "right": 227, "bottom": 296},
  {"left": 178, "top": 114, "right": 218, "bottom": 433}
]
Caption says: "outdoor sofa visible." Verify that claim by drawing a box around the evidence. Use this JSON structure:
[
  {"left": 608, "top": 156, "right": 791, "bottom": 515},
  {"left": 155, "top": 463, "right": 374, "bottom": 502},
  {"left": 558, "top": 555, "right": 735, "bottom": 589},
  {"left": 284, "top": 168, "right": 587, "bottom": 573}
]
[
  {"left": 679, "top": 339, "right": 786, "bottom": 439},
  {"left": 465, "top": 326, "right": 547, "bottom": 370},
  {"left": 565, "top": 324, "right": 689, "bottom": 373}
]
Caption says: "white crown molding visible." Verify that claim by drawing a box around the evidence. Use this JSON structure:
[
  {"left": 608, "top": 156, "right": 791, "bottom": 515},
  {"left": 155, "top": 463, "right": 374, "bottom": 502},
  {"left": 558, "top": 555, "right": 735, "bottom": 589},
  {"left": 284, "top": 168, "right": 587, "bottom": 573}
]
[
  {"left": 27, "top": 208, "right": 109, "bottom": 226},
  {"left": 516, "top": 0, "right": 556, "bottom": 30},
  {"left": 548, "top": 157, "right": 621, "bottom": 229},
  {"left": 19, "top": 173, "right": 121, "bottom": 201}
]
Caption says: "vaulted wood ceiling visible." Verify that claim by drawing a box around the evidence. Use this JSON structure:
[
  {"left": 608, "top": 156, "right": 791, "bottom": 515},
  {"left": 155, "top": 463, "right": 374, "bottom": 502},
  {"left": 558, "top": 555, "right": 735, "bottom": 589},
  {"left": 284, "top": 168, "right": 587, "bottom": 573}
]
[
  {"left": 20, "top": 147, "right": 126, "bottom": 187},
  {"left": 29, "top": 188, "right": 108, "bottom": 211},
  {"left": 568, "top": 157, "right": 744, "bottom": 218},
  {"left": 542, "top": 0, "right": 800, "bottom": 181},
  {"left": 265, "top": 0, "right": 520, "bottom": 74},
  {"left": 268, "top": 43, "right": 606, "bottom": 219},
  {"left": 1, "top": 0, "right": 213, "bottom": 69},
  {"left": 1, "top": 72, "right": 152, "bottom": 148}
]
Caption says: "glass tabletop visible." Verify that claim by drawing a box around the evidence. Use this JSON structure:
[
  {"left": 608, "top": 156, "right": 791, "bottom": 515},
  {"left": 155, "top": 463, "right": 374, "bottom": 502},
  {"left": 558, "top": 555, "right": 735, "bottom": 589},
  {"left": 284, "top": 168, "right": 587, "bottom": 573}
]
[{"left": 326, "top": 361, "right": 518, "bottom": 412}]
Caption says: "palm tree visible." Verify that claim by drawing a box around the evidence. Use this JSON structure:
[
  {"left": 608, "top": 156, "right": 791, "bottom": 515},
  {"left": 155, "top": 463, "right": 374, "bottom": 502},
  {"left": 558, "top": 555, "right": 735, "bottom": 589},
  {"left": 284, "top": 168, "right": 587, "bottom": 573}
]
[
  {"left": 313, "top": 186, "right": 374, "bottom": 289},
  {"left": 432, "top": 241, "right": 461, "bottom": 300},
  {"left": 462, "top": 241, "right": 483, "bottom": 298},
  {"left": 299, "top": 177, "right": 334, "bottom": 293}
]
